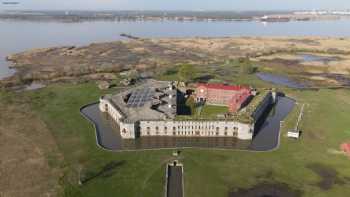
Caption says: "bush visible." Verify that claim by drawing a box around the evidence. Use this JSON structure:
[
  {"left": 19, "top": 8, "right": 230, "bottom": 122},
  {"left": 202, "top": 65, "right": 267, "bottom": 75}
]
[
  {"left": 239, "top": 57, "right": 256, "bottom": 74},
  {"left": 185, "top": 96, "right": 196, "bottom": 115},
  {"left": 178, "top": 64, "right": 196, "bottom": 83}
]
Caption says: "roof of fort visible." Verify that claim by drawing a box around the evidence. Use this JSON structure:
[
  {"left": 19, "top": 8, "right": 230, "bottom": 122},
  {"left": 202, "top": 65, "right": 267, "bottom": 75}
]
[
  {"left": 196, "top": 83, "right": 250, "bottom": 91},
  {"left": 104, "top": 80, "right": 177, "bottom": 122}
]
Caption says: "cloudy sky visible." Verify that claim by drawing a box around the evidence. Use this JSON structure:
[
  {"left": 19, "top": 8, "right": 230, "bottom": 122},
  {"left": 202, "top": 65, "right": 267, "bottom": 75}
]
[{"left": 1, "top": 0, "right": 350, "bottom": 10}]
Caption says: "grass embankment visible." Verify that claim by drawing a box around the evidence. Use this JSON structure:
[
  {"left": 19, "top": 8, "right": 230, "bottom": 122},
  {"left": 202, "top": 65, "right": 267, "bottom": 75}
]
[{"left": 1, "top": 83, "right": 350, "bottom": 197}]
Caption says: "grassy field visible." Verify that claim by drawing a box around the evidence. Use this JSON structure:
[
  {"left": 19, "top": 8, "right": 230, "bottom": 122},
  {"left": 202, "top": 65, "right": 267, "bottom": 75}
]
[
  {"left": 1, "top": 82, "right": 350, "bottom": 197},
  {"left": 199, "top": 105, "right": 228, "bottom": 118}
]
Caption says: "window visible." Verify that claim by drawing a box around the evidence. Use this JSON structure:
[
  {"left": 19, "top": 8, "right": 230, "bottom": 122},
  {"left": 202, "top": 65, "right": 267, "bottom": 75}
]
[
  {"left": 122, "top": 129, "right": 127, "bottom": 133},
  {"left": 225, "top": 127, "right": 228, "bottom": 131},
  {"left": 224, "top": 131, "right": 227, "bottom": 136},
  {"left": 216, "top": 132, "right": 219, "bottom": 136},
  {"left": 147, "top": 127, "right": 150, "bottom": 131},
  {"left": 173, "top": 127, "right": 176, "bottom": 131},
  {"left": 173, "top": 131, "right": 176, "bottom": 135},
  {"left": 164, "top": 126, "right": 167, "bottom": 130},
  {"left": 155, "top": 126, "right": 159, "bottom": 131},
  {"left": 216, "top": 127, "right": 220, "bottom": 131},
  {"left": 147, "top": 131, "right": 150, "bottom": 135}
]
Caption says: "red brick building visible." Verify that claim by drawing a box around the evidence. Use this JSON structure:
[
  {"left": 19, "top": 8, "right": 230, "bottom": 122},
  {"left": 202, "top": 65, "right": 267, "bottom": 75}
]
[{"left": 195, "top": 83, "right": 252, "bottom": 112}]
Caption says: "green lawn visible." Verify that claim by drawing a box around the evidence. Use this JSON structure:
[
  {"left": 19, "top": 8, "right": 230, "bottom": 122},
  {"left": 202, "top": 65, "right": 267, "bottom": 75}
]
[
  {"left": 1, "top": 83, "right": 350, "bottom": 197},
  {"left": 200, "top": 105, "right": 228, "bottom": 118}
]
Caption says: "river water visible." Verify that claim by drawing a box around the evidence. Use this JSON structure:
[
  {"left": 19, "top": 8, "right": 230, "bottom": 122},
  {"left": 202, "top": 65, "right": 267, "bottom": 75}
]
[{"left": 2, "top": 19, "right": 350, "bottom": 79}]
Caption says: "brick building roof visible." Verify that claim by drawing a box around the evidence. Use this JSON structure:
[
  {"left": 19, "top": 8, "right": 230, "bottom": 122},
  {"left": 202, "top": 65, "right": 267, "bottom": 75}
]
[{"left": 197, "top": 83, "right": 249, "bottom": 91}]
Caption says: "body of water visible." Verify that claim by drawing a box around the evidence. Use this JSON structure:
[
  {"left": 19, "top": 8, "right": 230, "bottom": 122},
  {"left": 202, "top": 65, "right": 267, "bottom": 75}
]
[
  {"left": 256, "top": 72, "right": 306, "bottom": 88},
  {"left": 2, "top": 19, "right": 350, "bottom": 79},
  {"left": 299, "top": 53, "right": 338, "bottom": 64}
]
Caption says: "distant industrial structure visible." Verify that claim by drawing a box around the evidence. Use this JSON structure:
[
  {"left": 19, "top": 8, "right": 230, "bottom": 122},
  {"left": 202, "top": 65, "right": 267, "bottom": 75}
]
[
  {"left": 294, "top": 10, "right": 350, "bottom": 16},
  {"left": 99, "top": 80, "right": 275, "bottom": 140},
  {"left": 1, "top": 1, "right": 20, "bottom": 5}
]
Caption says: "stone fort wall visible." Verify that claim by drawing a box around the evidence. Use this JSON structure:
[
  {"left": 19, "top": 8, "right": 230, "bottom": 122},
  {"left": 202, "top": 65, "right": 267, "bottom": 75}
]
[
  {"left": 99, "top": 97, "right": 136, "bottom": 139},
  {"left": 99, "top": 91, "right": 274, "bottom": 140},
  {"left": 139, "top": 120, "right": 253, "bottom": 140}
]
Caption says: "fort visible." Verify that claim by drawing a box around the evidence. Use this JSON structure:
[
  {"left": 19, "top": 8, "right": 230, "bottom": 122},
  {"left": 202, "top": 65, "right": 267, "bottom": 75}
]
[{"left": 99, "top": 80, "right": 275, "bottom": 140}]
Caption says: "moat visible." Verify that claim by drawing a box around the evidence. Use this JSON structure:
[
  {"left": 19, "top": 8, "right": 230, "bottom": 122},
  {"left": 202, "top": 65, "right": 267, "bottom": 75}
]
[{"left": 80, "top": 96, "right": 295, "bottom": 151}]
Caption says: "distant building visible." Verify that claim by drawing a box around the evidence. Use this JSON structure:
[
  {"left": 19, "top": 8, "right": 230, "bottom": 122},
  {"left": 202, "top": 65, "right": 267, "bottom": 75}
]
[{"left": 195, "top": 83, "right": 252, "bottom": 112}]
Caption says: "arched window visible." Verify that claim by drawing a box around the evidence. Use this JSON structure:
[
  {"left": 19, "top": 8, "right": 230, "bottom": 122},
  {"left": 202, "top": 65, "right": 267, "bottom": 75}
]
[{"left": 233, "top": 131, "right": 238, "bottom": 137}]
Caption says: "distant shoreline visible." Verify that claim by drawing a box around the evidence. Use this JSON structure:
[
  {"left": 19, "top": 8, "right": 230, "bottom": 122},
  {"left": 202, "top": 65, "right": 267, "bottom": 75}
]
[{"left": 1, "top": 10, "right": 349, "bottom": 23}]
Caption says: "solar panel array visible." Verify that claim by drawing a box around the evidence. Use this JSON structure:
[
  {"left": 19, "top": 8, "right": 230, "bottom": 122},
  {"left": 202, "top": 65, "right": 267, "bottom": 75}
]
[{"left": 127, "top": 88, "right": 155, "bottom": 108}]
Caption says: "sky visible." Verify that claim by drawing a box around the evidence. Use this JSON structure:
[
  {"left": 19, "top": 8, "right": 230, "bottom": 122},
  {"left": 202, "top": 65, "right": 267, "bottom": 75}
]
[{"left": 1, "top": 0, "right": 350, "bottom": 11}]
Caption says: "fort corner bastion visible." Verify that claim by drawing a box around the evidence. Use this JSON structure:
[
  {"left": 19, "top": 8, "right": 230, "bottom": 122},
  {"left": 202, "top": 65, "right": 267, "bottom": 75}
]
[{"left": 99, "top": 80, "right": 276, "bottom": 140}]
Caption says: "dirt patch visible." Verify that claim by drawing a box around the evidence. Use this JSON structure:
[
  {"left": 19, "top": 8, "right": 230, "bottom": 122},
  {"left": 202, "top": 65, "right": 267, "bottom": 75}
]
[
  {"left": 0, "top": 100, "right": 63, "bottom": 197},
  {"left": 306, "top": 163, "right": 346, "bottom": 190},
  {"left": 228, "top": 182, "right": 302, "bottom": 197}
]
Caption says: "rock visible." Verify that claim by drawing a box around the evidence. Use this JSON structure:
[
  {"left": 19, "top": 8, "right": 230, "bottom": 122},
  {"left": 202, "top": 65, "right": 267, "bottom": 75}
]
[
  {"left": 97, "top": 81, "right": 111, "bottom": 90},
  {"left": 120, "top": 78, "right": 132, "bottom": 86}
]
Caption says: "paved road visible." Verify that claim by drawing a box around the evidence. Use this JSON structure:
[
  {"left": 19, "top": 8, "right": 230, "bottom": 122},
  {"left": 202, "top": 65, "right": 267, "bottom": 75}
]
[{"left": 167, "top": 166, "right": 183, "bottom": 197}]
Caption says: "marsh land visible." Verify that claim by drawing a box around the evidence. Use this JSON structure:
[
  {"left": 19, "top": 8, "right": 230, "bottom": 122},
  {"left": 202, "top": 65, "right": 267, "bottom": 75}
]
[{"left": 3, "top": 36, "right": 350, "bottom": 89}]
